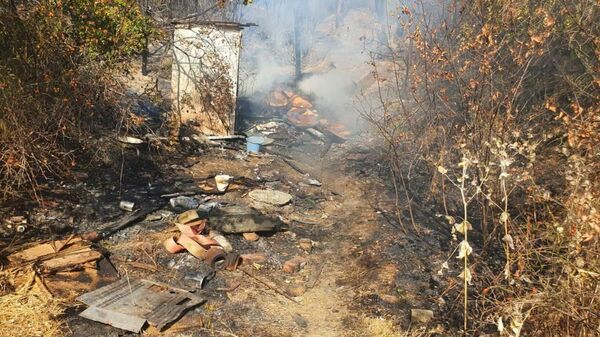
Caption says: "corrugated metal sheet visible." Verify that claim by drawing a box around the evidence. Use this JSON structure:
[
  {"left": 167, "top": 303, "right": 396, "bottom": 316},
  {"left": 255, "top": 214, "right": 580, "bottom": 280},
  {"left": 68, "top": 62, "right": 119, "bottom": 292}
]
[{"left": 77, "top": 278, "right": 205, "bottom": 332}]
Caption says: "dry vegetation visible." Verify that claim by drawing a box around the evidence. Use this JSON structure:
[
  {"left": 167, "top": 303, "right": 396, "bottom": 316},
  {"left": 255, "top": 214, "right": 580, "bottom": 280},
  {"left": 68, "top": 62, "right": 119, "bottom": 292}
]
[
  {"left": 0, "top": 269, "right": 66, "bottom": 337},
  {"left": 0, "top": 0, "right": 598, "bottom": 336},
  {"left": 363, "top": 0, "right": 599, "bottom": 335},
  {"left": 0, "top": 0, "right": 152, "bottom": 200}
]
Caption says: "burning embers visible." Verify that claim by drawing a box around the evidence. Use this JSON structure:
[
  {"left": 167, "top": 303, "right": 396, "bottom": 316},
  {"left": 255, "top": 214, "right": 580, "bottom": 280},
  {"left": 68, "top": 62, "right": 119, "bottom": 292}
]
[{"left": 266, "top": 89, "right": 351, "bottom": 139}]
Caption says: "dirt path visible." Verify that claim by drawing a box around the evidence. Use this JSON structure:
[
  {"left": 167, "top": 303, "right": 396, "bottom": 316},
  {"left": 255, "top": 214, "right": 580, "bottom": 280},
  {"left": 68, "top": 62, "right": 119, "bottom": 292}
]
[
  {"left": 23, "top": 135, "right": 447, "bottom": 337},
  {"left": 189, "top": 141, "right": 447, "bottom": 337}
]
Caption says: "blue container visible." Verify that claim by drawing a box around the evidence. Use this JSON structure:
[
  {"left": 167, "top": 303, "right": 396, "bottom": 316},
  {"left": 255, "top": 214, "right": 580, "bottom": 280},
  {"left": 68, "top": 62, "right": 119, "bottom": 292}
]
[{"left": 246, "top": 136, "right": 264, "bottom": 154}]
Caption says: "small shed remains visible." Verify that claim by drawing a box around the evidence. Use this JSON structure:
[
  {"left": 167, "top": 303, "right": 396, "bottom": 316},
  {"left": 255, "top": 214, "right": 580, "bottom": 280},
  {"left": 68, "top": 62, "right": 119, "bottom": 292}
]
[{"left": 172, "top": 22, "right": 245, "bottom": 136}]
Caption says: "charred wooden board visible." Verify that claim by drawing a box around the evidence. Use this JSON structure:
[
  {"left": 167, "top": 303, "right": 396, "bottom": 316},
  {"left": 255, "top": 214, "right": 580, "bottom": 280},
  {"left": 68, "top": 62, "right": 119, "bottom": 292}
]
[{"left": 7, "top": 236, "right": 104, "bottom": 273}]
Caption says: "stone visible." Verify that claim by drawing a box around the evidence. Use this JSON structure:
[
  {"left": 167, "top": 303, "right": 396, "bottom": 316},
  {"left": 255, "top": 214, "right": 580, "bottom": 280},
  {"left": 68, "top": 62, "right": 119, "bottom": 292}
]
[
  {"left": 282, "top": 256, "right": 307, "bottom": 274},
  {"left": 379, "top": 294, "right": 400, "bottom": 304},
  {"left": 287, "top": 284, "right": 306, "bottom": 297},
  {"left": 243, "top": 232, "right": 260, "bottom": 241},
  {"left": 308, "top": 179, "right": 322, "bottom": 186},
  {"left": 240, "top": 252, "right": 267, "bottom": 265},
  {"left": 411, "top": 309, "right": 434, "bottom": 324},
  {"left": 249, "top": 189, "right": 292, "bottom": 206},
  {"left": 298, "top": 238, "right": 312, "bottom": 251},
  {"left": 293, "top": 314, "right": 308, "bottom": 328}
]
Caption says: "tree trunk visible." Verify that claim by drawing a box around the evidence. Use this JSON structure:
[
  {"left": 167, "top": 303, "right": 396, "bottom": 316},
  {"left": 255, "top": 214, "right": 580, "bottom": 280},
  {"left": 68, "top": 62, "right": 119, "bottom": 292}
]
[{"left": 293, "top": 11, "right": 303, "bottom": 82}]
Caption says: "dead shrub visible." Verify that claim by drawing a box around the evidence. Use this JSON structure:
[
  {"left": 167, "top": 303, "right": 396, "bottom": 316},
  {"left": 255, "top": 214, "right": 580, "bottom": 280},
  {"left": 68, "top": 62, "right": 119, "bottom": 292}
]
[
  {"left": 363, "top": 0, "right": 599, "bottom": 335},
  {"left": 0, "top": 0, "right": 152, "bottom": 200}
]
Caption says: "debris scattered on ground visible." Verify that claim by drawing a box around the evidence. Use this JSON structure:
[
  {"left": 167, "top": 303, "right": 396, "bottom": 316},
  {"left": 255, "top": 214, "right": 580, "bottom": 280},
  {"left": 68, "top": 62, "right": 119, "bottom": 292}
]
[
  {"left": 306, "top": 263, "right": 324, "bottom": 289},
  {"left": 254, "top": 121, "right": 281, "bottom": 132},
  {"left": 169, "top": 196, "right": 200, "bottom": 209},
  {"left": 208, "top": 204, "right": 288, "bottom": 233},
  {"left": 286, "top": 283, "right": 306, "bottom": 297},
  {"left": 77, "top": 278, "right": 205, "bottom": 333},
  {"left": 324, "top": 122, "right": 351, "bottom": 140},
  {"left": 210, "top": 230, "right": 233, "bottom": 253},
  {"left": 298, "top": 238, "right": 313, "bottom": 251},
  {"left": 4, "top": 215, "right": 28, "bottom": 233},
  {"left": 242, "top": 232, "right": 260, "bottom": 241},
  {"left": 82, "top": 203, "right": 164, "bottom": 242},
  {"left": 279, "top": 158, "right": 307, "bottom": 177},
  {"left": 117, "top": 136, "right": 144, "bottom": 144},
  {"left": 8, "top": 236, "right": 103, "bottom": 274},
  {"left": 207, "top": 135, "right": 245, "bottom": 141},
  {"left": 246, "top": 135, "right": 274, "bottom": 153},
  {"left": 411, "top": 309, "right": 434, "bottom": 324},
  {"left": 308, "top": 178, "right": 322, "bottom": 186},
  {"left": 266, "top": 90, "right": 289, "bottom": 108},
  {"left": 5, "top": 235, "right": 119, "bottom": 301},
  {"left": 145, "top": 213, "right": 163, "bottom": 221},
  {"left": 185, "top": 270, "right": 216, "bottom": 289},
  {"left": 249, "top": 189, "right": 293, "bottom": 206},
  {"left": 214, "top": 174, "right": 232, "bottom": 191},
  {"left": 118, "top": 200, "right": 135, "bottom": 212},
  {"left": 282, "top": 256, "right": 307, "bottom": 274},
  {"left": 177, "top": 209, "right": 200, "bottom": 224},
  {"left": 240, "top": 252, "right": 267, "bottom": 265},
  {"left": 163, "top": 210, "right": 241, "bottom": 270},
  {"left": 293, "top": 313, "right": 309, "bottom": 329}
]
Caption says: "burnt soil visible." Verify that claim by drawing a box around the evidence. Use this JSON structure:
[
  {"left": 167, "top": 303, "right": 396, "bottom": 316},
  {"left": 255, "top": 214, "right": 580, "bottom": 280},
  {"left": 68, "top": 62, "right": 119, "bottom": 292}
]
[{"left": 1, "top": 129, "right": 456, "bottom": 337}]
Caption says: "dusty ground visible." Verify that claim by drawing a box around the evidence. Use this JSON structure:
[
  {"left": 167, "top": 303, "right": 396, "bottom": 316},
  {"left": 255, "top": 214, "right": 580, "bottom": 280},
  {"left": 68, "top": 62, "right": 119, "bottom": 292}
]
[{"left": 1, "top": 127, "right": 453, "bottom": 337}]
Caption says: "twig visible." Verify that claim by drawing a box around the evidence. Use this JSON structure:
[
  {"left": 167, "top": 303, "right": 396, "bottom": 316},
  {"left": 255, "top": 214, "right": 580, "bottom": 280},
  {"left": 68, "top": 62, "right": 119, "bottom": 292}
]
[
  {"left": 160, "top": 191, "right": 197, "bottom": 198},
  {"left": 241, "top": 268, "right": 300, "bottom": 304},
  {"left": 197, "top": 328, "right": 240, "bottom": 337},
  {"left": 52, "top": 233, "right": 75, "bottom": 253},
  {"left": 116, "top": 259, "right": 159, "bottom": 272},
  {"left": 216, "top": 281, "right": 241, "bottom": 292},
  {"left": 35, "top": 273, "right": 54, "bottom": 298},
  {"left": 306, "top": 263, "right": 324, "bottom": 288},
  {"left": 282, "top": 158, "right": 307, "bottom": 176}
]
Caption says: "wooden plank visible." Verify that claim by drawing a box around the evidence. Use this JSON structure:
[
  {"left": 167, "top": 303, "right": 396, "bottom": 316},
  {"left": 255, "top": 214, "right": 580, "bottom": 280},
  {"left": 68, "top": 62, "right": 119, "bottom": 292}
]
[
  {"left": 42, "top": 250, "right": 103, "bottom": 271},
  {"left": 8, "top": 237, "right": 84, "bottom": 262}
]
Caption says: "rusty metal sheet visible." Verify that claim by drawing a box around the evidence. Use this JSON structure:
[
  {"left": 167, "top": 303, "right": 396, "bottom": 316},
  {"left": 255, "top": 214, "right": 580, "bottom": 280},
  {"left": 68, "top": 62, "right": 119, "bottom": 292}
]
[{"left": 77, "top": 278, "right": 205, "bottom": 332}]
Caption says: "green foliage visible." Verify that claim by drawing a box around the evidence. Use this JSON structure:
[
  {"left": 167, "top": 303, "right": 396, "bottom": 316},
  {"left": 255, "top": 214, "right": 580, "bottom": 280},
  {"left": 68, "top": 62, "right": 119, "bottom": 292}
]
[{"left": 64, "top": 0, "right": 153, "bottom": 60}]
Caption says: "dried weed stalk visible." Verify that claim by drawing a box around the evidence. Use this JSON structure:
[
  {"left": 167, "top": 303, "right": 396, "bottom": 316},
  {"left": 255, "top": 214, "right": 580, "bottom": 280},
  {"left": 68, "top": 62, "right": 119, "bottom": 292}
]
[{"left": 363, "top": 0, "right": 599, "bottom": 335}]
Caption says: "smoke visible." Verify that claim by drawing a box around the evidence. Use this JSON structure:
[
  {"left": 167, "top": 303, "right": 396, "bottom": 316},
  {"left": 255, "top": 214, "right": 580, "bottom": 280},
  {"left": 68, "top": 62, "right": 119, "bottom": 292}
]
[{"left": 238, "top": 0, "right": 392, "bottom": 127}]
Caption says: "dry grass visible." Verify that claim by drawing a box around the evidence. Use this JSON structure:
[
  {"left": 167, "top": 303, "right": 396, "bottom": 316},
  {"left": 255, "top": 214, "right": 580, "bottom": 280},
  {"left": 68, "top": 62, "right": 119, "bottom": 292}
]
[
  {"left": 0, "top": 270, "right": 66, "bottom": 337},
  {"left": 341, "top": 316, "right": 431, "bottom": 337}
]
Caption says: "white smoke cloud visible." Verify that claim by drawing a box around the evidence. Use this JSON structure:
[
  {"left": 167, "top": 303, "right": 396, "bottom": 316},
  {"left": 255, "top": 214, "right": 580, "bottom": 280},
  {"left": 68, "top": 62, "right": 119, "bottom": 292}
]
[{"left": 239, "top": 0, "right": 393, "bottom": 127}]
